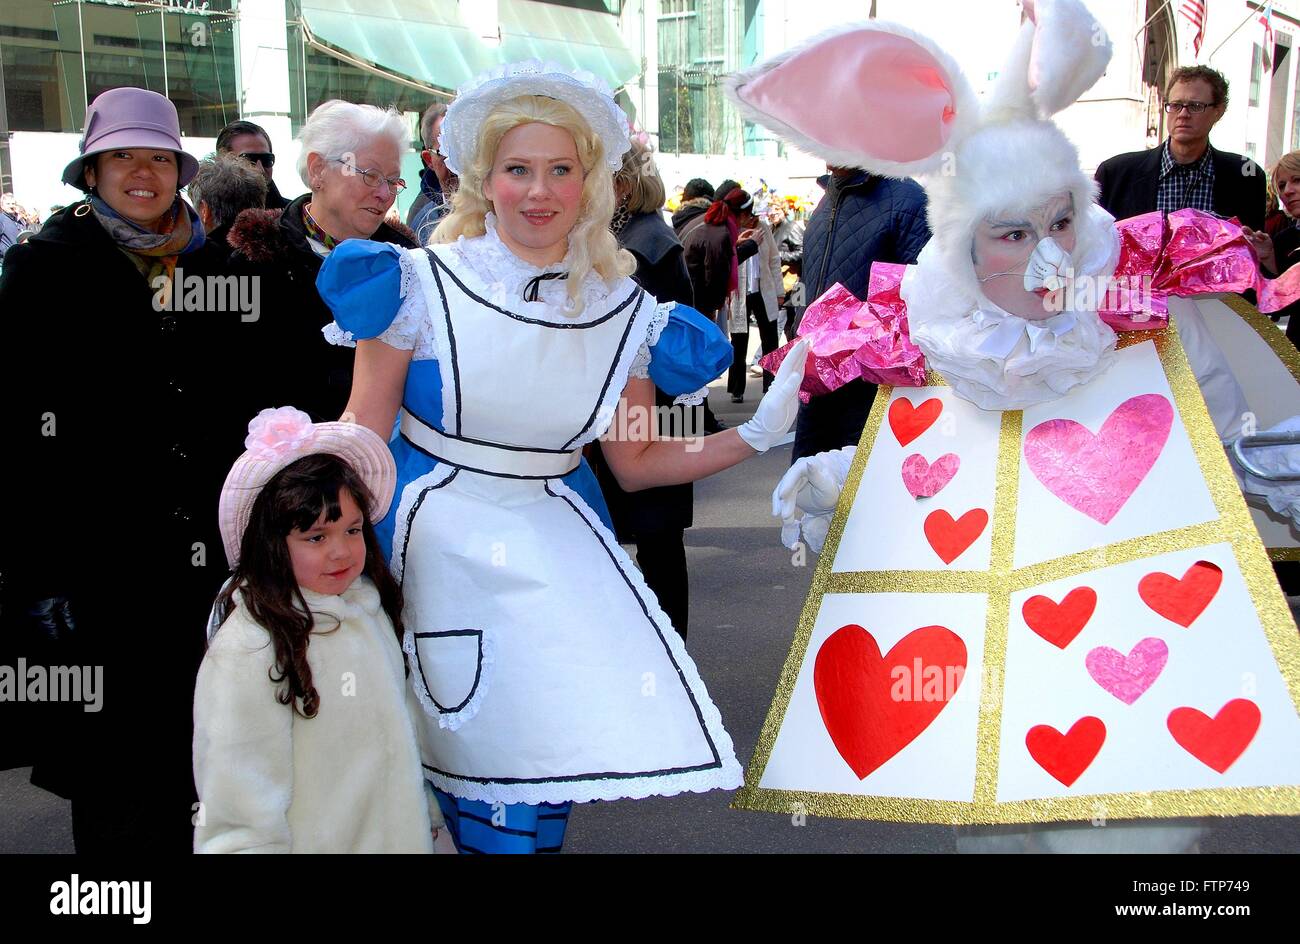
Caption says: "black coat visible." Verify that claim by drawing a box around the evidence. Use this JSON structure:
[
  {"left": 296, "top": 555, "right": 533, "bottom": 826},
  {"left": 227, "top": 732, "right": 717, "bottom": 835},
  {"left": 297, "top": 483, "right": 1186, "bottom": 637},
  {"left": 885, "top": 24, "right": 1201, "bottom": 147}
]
[
  {"left": 792, "top": 171, "right": 931, "bottom": 462},
  {"left": 1094, "top": 142, "right": 1266, "bottom": 230},
  {"left": 0, "top": 202, "right": 253, "bottom": 848},
  {"left": 673, "top": 199, "right": 757, "bottom": 316},
  {"left": 1269, "top": 223, "right": 1300, "bottom": 350},
  {"left": 590, "top": 211, "right": 698, "bottom": 539},
  {"left": 225, "top": 193, "right": 418, "bottom": 422}
]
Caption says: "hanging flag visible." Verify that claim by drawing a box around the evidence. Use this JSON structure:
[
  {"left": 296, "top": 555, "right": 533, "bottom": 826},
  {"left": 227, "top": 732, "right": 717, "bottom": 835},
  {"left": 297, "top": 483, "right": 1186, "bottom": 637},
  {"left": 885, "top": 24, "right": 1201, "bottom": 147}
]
[
  {"left": 1261, "top": 1, "right": 1275, "bottom": 49},
  {"left": 1180, "top": 0, "right": 1207, "bottom": 57}
]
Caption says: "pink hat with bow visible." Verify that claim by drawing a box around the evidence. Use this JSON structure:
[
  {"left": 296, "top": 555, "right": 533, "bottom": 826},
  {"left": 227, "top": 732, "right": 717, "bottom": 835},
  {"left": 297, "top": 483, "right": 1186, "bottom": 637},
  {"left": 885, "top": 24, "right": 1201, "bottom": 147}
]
[{"left": 218, "top": 407, "right": 396, "bottom": 568}]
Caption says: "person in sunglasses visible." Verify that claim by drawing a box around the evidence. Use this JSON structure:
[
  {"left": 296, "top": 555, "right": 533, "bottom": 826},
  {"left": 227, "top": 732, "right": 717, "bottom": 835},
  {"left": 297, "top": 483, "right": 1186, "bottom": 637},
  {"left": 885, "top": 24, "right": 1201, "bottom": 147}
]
[
  {"left": 224, "top": 100, "right": 418, "bottom": 423},
  {"left": 1095, "top": 66, "right": 1264, "bottom": 229},
  {"left": 216, "top": 119, "right": 291, "bottom": 210}
]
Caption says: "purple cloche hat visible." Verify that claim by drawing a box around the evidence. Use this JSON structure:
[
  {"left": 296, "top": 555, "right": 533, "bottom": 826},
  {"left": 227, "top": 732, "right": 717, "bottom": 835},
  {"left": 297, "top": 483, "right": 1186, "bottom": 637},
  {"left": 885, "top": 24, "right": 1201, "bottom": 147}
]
[{"left": 61, "top": 87, "right": 199, "bottom": 190}]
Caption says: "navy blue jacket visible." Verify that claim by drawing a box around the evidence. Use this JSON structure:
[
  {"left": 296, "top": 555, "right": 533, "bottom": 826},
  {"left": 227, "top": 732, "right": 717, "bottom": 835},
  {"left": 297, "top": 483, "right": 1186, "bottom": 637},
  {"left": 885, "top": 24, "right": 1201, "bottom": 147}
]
[
  {"left": 408, "top": 167, "right": 449, "bottom": 244},
  {"left": 793, "top": 170, "right": 930, "bottom": 461}
]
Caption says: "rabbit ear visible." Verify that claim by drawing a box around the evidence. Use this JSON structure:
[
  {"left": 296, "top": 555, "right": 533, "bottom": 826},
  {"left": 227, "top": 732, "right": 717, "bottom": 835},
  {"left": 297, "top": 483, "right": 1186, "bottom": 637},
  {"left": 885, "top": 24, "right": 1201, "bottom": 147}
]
[
  {"left": 724, "top": 21, "right": 978, "bottom": 179},
  {"left": 1017, "top": 0, "right": 1112, "bottom": 118}
]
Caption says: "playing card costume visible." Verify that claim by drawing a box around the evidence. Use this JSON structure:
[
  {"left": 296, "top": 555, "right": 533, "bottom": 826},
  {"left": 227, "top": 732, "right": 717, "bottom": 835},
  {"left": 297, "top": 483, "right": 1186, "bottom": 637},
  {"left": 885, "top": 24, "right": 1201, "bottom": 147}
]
[{"left": 724, "top": 0, "right": 1300, "bottom": 842}]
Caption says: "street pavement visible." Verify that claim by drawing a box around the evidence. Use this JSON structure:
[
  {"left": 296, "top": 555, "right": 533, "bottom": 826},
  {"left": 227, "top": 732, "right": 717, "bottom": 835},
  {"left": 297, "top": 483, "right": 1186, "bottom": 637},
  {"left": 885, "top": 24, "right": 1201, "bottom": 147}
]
[{"left": 4, "top": 364, "right": 1299, "bottom": 853}]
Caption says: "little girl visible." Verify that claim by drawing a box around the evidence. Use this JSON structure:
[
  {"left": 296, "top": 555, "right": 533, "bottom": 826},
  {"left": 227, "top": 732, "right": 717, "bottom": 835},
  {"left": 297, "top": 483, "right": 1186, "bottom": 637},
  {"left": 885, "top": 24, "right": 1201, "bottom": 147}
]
[{"left": 193, "top": 407, "right": 449, "bottom": 853}]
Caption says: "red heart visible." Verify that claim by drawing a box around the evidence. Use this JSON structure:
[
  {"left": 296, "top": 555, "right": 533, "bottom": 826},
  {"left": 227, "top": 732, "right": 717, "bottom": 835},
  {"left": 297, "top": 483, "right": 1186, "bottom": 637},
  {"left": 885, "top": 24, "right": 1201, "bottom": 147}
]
[
  {"left": 923, "top": 508, "right": 988, "bottom": 564},
  {"left": 1025, "top": 716, "right": 1106, "bottom": 787},
  {"left": 1138, "top": 560, "right": 1223, "bottom": 627},
  {"left": 813, "top": 624, "right": 967, "bottom": 779},
  {"left": 1022, "top": 587, "right": 1097, "bottom": 649},
  {"left": 1167, "top": 699, "right": 1261, "bottom": 773},
  {"left": 889, "top": 397, "right": 943, "bottom": 447}
]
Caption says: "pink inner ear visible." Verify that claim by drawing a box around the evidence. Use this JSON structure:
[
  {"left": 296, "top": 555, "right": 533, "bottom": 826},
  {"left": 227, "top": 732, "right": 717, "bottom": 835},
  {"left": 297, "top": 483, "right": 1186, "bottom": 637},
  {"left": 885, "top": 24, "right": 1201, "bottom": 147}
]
[{"left": 738, "top": 30, "right": 960, "bottom": 165}]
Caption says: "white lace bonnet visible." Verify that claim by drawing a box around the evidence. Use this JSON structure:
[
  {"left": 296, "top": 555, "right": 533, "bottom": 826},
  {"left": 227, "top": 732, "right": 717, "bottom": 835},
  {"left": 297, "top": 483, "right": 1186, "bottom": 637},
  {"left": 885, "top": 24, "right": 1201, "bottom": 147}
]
[{"left": 440, "top": 59, "right": 631, "bottom": 177}]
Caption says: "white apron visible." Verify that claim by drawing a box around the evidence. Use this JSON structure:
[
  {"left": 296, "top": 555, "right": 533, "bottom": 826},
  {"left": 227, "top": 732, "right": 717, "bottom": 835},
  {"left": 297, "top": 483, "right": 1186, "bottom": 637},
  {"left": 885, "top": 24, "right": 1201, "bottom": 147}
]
[{"left": 393, "top": 245, "right": 744, "bottom": 805}]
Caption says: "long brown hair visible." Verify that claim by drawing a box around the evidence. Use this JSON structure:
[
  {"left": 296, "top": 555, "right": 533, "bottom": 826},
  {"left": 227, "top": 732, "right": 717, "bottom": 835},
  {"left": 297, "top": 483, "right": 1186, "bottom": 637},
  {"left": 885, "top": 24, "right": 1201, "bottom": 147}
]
[{"left": 212, "top": 454, "right": 404, "bottom": 718}]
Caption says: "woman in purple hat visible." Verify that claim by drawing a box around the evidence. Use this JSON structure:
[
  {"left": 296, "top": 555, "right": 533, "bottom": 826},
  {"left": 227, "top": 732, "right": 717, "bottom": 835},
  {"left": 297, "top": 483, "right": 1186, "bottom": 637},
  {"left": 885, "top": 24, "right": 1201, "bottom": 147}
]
[{"left": 0, "top": 87, "right": 240, "bottom": 853}]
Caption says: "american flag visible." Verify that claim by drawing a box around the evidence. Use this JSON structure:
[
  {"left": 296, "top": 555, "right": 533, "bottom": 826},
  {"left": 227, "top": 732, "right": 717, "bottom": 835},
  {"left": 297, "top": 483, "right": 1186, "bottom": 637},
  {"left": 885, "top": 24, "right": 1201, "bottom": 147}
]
[
  {"left": 1180, "top": 0, "right": 1206, "bottom": 56},
  {"left": 1261, "top": 1, "right": 1275, "bottom": 48}
]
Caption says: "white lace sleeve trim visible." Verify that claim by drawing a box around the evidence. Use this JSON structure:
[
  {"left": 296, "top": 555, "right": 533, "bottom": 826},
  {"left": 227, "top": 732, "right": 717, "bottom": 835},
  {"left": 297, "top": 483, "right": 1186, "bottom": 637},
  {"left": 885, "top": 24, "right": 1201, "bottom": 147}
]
[
  {"left": 376, "top": 251, "right": 436, "bottom": 359},
  {"left": 673, "top": 386, "right": 709, "bottom": 407},
  {"left": 322, "top": 322, "right": 356, "bottom": 348},
  {"left": 628, "top": 299, "right": 675, "bottom": 380}
]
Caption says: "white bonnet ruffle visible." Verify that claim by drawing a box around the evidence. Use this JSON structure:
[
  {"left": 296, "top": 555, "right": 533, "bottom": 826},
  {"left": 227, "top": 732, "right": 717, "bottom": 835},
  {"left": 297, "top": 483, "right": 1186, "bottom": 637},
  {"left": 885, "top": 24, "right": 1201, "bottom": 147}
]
[{"left": 440, "top": 59, "right": 631, "bottom": 176}]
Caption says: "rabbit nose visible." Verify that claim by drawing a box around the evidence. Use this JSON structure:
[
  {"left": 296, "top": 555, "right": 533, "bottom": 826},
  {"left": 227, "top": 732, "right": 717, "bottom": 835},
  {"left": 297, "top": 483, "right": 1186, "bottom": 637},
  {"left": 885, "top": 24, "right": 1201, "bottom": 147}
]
[{"left": 1023, "top": 237, "right": 1071, "bottom": 293}]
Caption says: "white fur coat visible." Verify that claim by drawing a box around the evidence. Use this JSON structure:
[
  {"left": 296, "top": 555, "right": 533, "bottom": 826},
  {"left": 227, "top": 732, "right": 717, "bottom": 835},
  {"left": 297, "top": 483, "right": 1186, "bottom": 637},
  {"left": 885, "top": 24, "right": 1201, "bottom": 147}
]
[{"left": 193, "top": 576, "right": 440, "bottom": 853}]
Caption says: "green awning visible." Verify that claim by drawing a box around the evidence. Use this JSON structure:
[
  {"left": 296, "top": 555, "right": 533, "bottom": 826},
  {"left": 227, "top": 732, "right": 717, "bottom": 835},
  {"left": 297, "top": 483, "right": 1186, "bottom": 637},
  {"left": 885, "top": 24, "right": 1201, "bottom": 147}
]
[{"left": 298, "top": 0, "right": 639, "bottom": 95}]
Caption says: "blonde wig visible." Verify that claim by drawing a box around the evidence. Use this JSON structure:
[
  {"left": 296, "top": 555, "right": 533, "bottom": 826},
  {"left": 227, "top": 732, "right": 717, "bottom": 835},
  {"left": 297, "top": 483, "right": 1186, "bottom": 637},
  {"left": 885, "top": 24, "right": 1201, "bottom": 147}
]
[
  {"left": 1271, "top": 151, "right": 1300, "bottom": 218},
  {"left": 432, "top": 94, "right": 635, "bottom": 315}
]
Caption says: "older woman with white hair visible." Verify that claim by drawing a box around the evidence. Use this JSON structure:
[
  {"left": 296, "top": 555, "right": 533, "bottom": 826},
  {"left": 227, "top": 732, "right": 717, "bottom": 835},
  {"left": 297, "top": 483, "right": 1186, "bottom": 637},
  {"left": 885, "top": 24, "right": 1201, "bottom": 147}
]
[{"left": 225, "top": 99, "right": 419, "bottom": 422}]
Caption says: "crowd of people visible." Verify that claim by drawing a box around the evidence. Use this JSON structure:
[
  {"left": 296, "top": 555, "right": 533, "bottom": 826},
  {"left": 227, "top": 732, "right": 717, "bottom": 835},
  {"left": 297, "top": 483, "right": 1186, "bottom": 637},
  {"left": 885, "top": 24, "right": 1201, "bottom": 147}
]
[{"left": 1, "top": 49, "right": 1298, "bottom": 855}]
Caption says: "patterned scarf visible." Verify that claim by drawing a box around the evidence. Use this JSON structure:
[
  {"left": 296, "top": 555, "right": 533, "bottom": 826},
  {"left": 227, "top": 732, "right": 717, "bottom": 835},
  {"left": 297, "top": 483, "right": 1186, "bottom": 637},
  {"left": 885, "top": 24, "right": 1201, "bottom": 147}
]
[
  {"left": 302, "top": 203, "right": 339, "bottom": 252},
  {"left": 89, "top": 195, "right": 204, "bottom": 306}
]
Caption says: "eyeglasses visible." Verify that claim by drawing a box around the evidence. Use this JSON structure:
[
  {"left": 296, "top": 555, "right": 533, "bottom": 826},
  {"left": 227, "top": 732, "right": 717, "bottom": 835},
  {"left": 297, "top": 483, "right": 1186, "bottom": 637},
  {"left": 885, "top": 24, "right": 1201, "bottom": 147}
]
[
  {"left": 328, "top": 157, "right": 407, "bottom": 194},
  {"left": 1163, "top": 100, "right": 1215, "bottom": 115},
  {"left": 239, "top": 151, "right": 276, "bottom": 169}
]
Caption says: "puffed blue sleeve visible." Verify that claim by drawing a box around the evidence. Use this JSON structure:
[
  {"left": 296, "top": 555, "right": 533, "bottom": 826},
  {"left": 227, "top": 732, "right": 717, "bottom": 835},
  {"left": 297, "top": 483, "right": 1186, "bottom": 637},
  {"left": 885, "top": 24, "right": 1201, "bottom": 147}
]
[
  {"left": 646, "top": 302, "right": 733, "bottom": 397},
  {"left": 317, "top": 240, "right": 404, "bottom": 342}
]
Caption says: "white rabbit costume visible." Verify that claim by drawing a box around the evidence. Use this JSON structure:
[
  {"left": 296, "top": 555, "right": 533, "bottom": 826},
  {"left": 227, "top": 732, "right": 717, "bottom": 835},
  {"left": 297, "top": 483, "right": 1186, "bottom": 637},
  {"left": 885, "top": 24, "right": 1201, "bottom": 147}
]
[{"left": 726, "top": 0, "right": 1247, "bottom": 852}]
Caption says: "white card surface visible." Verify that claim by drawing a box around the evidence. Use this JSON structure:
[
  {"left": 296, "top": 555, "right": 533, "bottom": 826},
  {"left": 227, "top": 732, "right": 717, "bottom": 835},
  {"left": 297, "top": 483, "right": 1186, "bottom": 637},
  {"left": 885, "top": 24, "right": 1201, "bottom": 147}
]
[
  {"left": 997, "top": 543, "right": 1300, "bottom": 801},
  {"left": 834, "top": 387, "right": 1002, "bottom": 573},
  {"left": 758, "top": 592, "right": 987, "bottom": 801},
  {"left": 1013, "top": 342, "right": 1218, "bottom": 568}
]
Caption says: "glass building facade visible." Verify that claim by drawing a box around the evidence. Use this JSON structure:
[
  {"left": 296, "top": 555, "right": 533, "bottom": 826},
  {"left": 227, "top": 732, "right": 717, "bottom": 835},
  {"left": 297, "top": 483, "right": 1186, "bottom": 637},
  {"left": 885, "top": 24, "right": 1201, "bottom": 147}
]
[
  {"left": 2, "top": 0, "right": 639, "bottom": 194},
  {"left": 655, "top": 0, "right": 763, "bottom": 156}
]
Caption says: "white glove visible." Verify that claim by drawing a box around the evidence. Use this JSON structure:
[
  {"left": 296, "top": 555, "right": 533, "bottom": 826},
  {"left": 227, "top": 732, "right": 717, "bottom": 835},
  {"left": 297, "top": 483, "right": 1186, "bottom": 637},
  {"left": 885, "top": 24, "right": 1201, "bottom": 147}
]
[
  {"left": 737, "top": 339, "right": 810, "bottom": 453},
  {"left": 772, "top": 445, "right": 857, "bottom": 553}
]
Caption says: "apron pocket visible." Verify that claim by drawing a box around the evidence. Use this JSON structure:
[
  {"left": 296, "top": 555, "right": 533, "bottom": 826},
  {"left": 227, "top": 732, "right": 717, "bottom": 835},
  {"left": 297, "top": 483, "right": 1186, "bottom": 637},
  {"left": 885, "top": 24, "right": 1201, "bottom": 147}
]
[{"left": 405, "top": 627, "right": 493, "bottom": 731}]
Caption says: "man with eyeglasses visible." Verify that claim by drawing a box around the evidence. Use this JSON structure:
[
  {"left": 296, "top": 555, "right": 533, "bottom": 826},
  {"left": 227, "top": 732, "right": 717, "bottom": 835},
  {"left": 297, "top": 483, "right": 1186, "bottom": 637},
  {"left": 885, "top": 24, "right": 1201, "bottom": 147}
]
[
  {"left": 215, "top": 119, "right": 291, "bottom": 209},
  {"left": 408, "top": 102, "right": 459, "bottom": 243},
  {"left": 1095, "top": 66, "right": 1264, "bottom": 230}
]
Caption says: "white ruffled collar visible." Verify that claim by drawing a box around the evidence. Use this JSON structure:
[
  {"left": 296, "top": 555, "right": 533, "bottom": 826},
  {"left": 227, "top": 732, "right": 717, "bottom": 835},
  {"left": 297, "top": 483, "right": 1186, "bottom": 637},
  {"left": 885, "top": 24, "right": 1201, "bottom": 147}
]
[
  {"left": 449, "top": 213, "right": 616, "bottom": 319},
  {"left": 966, "top": 303, "right": 1078, "bottom": 359}
]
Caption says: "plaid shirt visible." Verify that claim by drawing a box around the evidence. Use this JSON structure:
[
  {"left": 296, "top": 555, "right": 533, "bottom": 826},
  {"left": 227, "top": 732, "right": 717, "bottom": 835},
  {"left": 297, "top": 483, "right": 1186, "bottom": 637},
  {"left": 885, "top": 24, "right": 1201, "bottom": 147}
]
[{"left": 1156, "top": 140, "right": 1216, "bottom": 214}]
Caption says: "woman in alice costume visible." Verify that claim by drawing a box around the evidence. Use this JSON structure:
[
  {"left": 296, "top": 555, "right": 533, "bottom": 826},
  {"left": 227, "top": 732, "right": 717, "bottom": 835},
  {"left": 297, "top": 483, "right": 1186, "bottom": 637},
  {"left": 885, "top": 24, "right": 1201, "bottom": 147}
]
[{"left": 316, "top": 61, "right": 808, "bottom": 853}]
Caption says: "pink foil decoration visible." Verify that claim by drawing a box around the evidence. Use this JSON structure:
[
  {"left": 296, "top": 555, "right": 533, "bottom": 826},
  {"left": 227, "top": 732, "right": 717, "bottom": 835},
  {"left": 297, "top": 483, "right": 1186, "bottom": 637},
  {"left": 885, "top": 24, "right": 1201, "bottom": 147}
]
[
  {"left": 1085, "top": 637, "right": 1168, "bottom": 705},
  {"left": 1022, "top": 393, "right": 1173, "bottom": 524},
  {"left": 760, "top": 264, "right": 927, "bottom": 402},
  {"left": 1103, "top": 209, "right": 1300, "bottom": 329}
]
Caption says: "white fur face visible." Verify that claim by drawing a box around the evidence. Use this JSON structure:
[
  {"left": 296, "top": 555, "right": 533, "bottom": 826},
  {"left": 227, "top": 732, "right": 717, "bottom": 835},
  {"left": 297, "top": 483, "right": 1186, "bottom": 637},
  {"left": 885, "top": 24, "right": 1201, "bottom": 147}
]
[{"left": 971, "top": 191, "right": 1076, "bottom": 320}]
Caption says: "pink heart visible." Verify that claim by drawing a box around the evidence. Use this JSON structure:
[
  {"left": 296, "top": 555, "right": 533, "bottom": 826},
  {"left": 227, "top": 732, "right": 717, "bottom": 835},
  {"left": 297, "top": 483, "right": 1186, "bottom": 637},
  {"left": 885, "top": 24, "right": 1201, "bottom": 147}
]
[
  {"left": 1085, "top": 637, "right": 1169, "bottom": 705},
  {"left": 1023, "top": 394, "right": 1174, "bottom": 524},
  {"left": 901, "top": 453, "right": 960, "bottom": 499}
]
